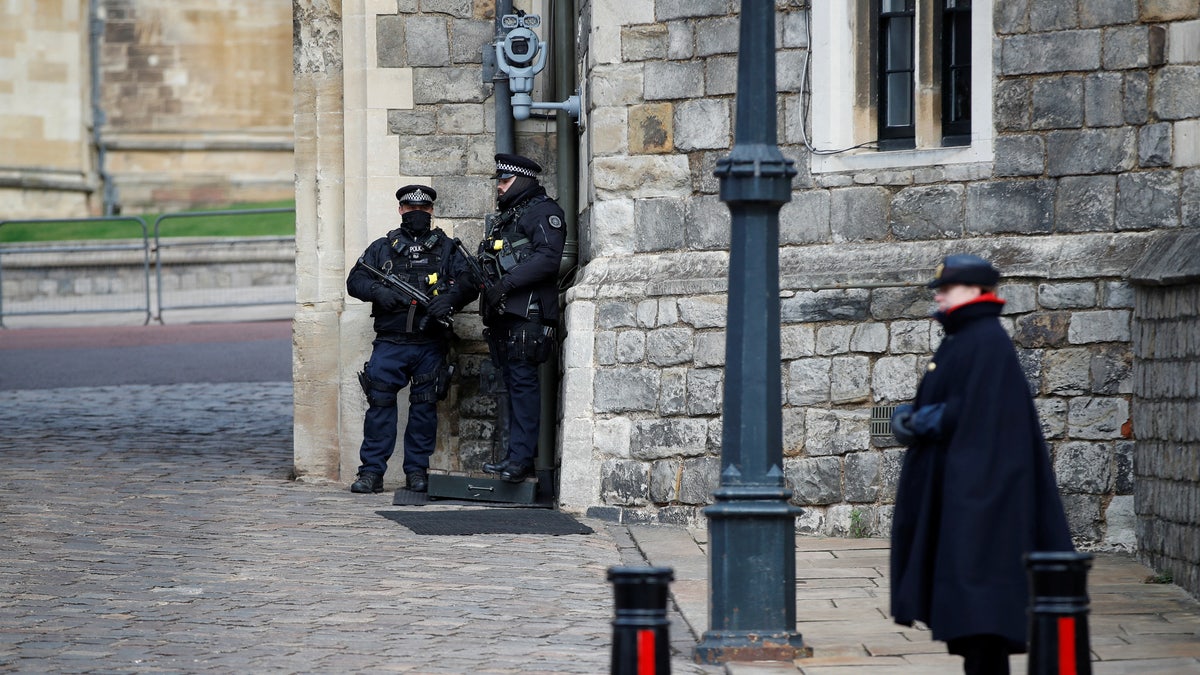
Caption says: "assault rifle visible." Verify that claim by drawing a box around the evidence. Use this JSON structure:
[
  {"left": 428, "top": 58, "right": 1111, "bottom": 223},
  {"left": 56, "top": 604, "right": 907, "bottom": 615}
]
[
  {"left": 453, "top": 238, "right": 504, "bottom": 318},
  {"left": 356, "top": 256, "right": 452, "bottom": 329}
]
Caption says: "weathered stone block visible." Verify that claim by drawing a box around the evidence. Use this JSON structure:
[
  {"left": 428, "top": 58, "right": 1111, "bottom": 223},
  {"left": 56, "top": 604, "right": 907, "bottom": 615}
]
[
  {"left": 693, "top": 332, "right": 725, "bottom": 367},
  {"left": 659, "top": 367, "right": 686, "bottom": 415},
  {"left": 1030, "top": 0, "right": 1077, "bottom": 30},
  {"left": 1102, "top": 25, "right": 1152, "bottom": 70},
  {"left": 686, "top": 368, "right": 723, "bottom": 416},
  {"left": 995, "top": 0, "right": 1030, "bottom": 34},
  {"left": 622, "top": 24, "right": 669, "bottom": 62},
  {"left": 1124, "top": 72, "right": 1150, "bottom": 124},
  {"left": 595, "top": 330, "right": 617, "bottom": 365},
  {"left": 966, "top": 180, "right": 1054, "bottom": 234},
  {"left": 387, "top": 108, "right": 437, "bottom": 135},
  {"left": 781, "top": 289, "right": 870, "bottom": 322},
  {"left": 890, "top": 320, "right": 931, "bottom": 354},
  {"left": 704, "top": 55, "right": 737, "bottom": 97},
  {"left": 656, "top": 0, "right": 729, "bottom": 20},
  {"left": 831, "top": 356, "right": 871, "bottom": 403},
  {"left": 450, "top": 18, "right": 492, "bottom": 64},
  {"left": 851, "top": 323, "right": 889, "bottom": 353},
  {"left": 890, "top": 184, "right": 965, "bottom": 238},
  {"left": 782, "top": 325, "right": 816, "bottom": 359},
  {"left": 1046, "top": 128, "right": 1136, "bottom": 176},
  {"left": 1039, "top": 282, "right": 1098, "bottom": 309},
  {"left": 598, "top": 300, "right": 637, "bottom": 328},
  {"left": 398, "top": 135, "right": 468, "bottom": 175},
  {"left": 593, "top": 155, "right": 691, "bottom": 199},
  {"left": 1001, "top": 31, "right": 1101, "bottom": 75},
  {"left": 816, "top": 325, "right": 854, "bottom": 355},
  {"left": 1056, "top": 441, "right": 1114, "bottom": 493},
  {"left": 436, "top": 103, "right": 484, "bottom": 134},
  {"left": 596, "top": 416, "right": 633, "bottom": 459},
  {"left": 634, "top": 197, "right": 687, "bottom": 252},
  {"left": 649, "top": 460, "right": 679, "bottom": 503},
  {"left": 1084, "top": 73, "right": 1124, "bottom": 127},
  {"left": 616, "top": 330, "right": 646, "bottom": 363},
  {"left": 1060, "top": 492, "right": 1103, "bottom": 540},
  {"left": 1184, "top": 169, "right": 1200, "bottom": 228},
  {"left": 1014, "top": 311, "right": 1072, "bottom": 348},
  {"left": 685, "top": 194, "right": 730, "bottom": 250},
  {"left": 1036, "top": 397, "right": 1068, "bottom": 439},
  {"left": 1152, "top": 66, "right": 1200, "bottom": 120},
  {"left": 1114, "top": 440, "right": 1135, "bottom": 494},
  {"left": 674, "top": 99, "right": 731, "bottom": 151},
  {"left": 1069, "top": 310, "right": 1132, "bottom": 343},
  {"left": 647, "top": 327, "right": 694, "bottom": 366},
  {"left": 1090, "top": 345, "right": 1133, "bottom": 394},
  {"left": 845, "top": 452, "right": 882, "bottom": 502},
  {"left": 1135, "top": 120, "right": 1172, "bottom": 167},
  {"left": 805, "top": 408, "right": 870, "bottom": 456},
  {"left": 1068, "top": 396, "right": 1130, "bottom": 439},
  {"left": 377, "top": 16, "right": 407, "bottom": 67},
  {"left": 644, "top": 61, "right": 705, "bottom": 101},
  {"left": 677, "top": 295, "right": 726, "bottom": 328},
  {"left": 873, "top": 355, "right": 919, "bottom": 402},
  {"left": 787, "top": 358, "right": 830, "bottom": 405},
  {"left": 633, "top": 418, "right": 710, "bottom": 459},
  {"left": 695, "top": 16, "right": 739, "bottom": 57},
  {"left": 1000, "top": 283, "right": 1038, "bottom": 314},
  {"left": 1032, "top": 75, "right": 1084, "bottom": 129},
  {"left": 420, "top": 0, "right": 472, "bottom": 18},
  {"left": 1016, "top": 348, "right": 1044, "bottom": 396},
  {"left": 628, "top": 103, "right": 673, "bottom": 154},
  {"left": 994, "top": 134, "right": 1046, "bottom": 177},
  {"left": 668, "top": 22, "right": 694, "bottom": 60},
  {"left": 591, "top": 64, "right": 645, "bottom": 107},
  {"left": 601, "top": 459, "right": 649, "bottom": 506},
  {"left": 781, "top": 189, "right": 832, "bottom": 244},
  {"left": 1081, "top": 0, "right": 1139, "bottom": 26},
  {"left": 783, "top": 406, "right": 805, "bottom": 456},
  {"left": 1116, "top": 171, "right": 1180, "bottom": 230},
  {"left": 412, "top": 67, "right": 489, "bottom": 103},
  {"left": 831, "top": 186, "right": 889, "bottom": 242},
  {"left": 871, "top": 286, "right": 933, "bottom": 320},
  {"left": 678, "top": 456, "right": 720, "bottom": 504},
  {"left": 786, "top": 456, "right": 842, "bottom": 505},
  {"left": 995, "top": 79, "right": 1031, "bottom": 131},
  {"left": 1054, "top": 175, "right": 1116, "bottom": 232},
  {"left": 404, "top": 16, "right": 450, "bottom": 67},
  {"left": 595, "top": 367, "right": 660, "bottom": 412},
  {"left": 1044, "top": 348, "right": 1092, "bottom": 395},
  {"left": 1101, "top": 281, "right": 1134, "bottom": 309}
]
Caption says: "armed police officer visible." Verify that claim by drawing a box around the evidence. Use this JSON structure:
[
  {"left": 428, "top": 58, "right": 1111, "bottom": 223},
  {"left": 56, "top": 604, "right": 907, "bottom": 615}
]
[
  {"left": 476, "top": 153, "right": 566, "bottom": 484},
  {"left": 346, "top": 185, "right": 478, "bottom": 494}
]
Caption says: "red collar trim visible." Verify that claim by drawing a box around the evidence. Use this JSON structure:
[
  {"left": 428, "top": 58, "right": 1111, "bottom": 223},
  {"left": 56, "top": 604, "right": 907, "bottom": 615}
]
[{"left": 946, "top": 292, "right": 1006, "bottom": 314}]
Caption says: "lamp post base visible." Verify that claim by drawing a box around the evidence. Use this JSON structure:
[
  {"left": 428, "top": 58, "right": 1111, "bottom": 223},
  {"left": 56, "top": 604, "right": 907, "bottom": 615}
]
[{"left": 695, "top": 631, "right": 811, "bottom": 665}]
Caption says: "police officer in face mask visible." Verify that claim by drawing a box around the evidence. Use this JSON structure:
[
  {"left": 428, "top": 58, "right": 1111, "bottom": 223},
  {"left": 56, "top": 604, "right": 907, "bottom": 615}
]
[
  {"left": 345, "top": 185, "right": 479, "bottom": 494},
  {"left": 476, "top": 153, "right": 566, "bottom": 483}
]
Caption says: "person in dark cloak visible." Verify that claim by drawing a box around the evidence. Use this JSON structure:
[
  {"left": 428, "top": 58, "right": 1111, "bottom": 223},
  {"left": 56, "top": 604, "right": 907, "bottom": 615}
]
[{"left": 889, "top": 254, "right": 1075, "bottom": 675}]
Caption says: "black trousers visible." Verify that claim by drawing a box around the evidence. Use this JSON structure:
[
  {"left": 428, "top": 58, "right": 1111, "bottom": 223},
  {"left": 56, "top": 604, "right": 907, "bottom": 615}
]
[{"left": 949, "top": 635, "right": 1010, "bottom": 675}]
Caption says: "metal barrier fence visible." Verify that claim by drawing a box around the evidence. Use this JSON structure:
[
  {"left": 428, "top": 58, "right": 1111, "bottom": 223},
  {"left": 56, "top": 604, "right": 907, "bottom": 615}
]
[{"left": 0, "top": 209, "right": 295, "bottom": 328}]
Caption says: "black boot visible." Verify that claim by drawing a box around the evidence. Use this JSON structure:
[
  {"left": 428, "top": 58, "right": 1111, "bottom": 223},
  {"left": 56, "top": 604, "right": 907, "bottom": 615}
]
[
  {"left": 405, "top": 471, "right": 428, "bottom": 493},
  {"left": 350, "top": 471, "right": 383, "bottom": 494},
  {"left": 482, "top": 458, "right": 510, "bottom": 474},
  {"left": 500, "top": 463, "right": 533, "bottom": 484}
]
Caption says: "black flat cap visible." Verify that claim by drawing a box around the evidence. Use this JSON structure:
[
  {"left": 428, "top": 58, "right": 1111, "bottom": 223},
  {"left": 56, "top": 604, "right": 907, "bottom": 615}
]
[
  {"left": 395, "top": 184, "right": 436, "bottom": 205},
  {"left": 493, "top": 153, "right": 542, "bottom": 179},
  {"left": 928, "top": 254, "right": 1001, "bottom": 289}
]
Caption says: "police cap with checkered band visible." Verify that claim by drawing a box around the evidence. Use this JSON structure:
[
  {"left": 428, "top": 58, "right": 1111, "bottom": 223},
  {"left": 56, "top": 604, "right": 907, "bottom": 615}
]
[
  {"left": 394, "top": 184, "right": 436, "bottom": 206},
  {"left": 492, "top": 153, "right": 542, "bottom": 180}
]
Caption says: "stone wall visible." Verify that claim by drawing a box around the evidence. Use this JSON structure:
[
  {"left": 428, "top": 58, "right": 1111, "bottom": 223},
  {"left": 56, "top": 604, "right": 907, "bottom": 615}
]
[
  {"left": 1129, "top": 231, "right": 1200, "bottom": 599},
  {"left": 290, "top": 1, "right": 1199, "bottom": 551},
  {"left": 555, "top": 0, "right": 1199, "bottom": 548}
]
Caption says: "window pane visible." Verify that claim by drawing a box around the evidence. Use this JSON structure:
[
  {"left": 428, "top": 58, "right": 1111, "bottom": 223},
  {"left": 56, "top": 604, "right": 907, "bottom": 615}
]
[
  {"left": 949, "top": 69, "right": 970, "bottom": 121},
  {"left": 887, "top": 18, "right": 913, "bottom": 69},
  {"left": 883, "top": 0, "right": 914, "bottom": 13},
  {"left": 887, "top": 74, "right": 912, "bottom": 127}
]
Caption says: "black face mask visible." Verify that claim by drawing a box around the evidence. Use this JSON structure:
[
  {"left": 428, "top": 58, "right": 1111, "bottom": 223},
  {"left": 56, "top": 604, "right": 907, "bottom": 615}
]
[
  {"left": 401, "top": 210, "right": 432, "bottom": 234},
  {"left": 498, "top": 176, "right": 537, "bottom": 210}
]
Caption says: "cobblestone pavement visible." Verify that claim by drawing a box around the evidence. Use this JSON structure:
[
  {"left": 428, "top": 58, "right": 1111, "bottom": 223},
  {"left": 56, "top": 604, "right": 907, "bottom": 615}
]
[
  {"left": 2, "top": 354, "right": 1198, "bottom": 673},
  {"left": 0, "top": 382, "right": 718, "bottom": 674}
]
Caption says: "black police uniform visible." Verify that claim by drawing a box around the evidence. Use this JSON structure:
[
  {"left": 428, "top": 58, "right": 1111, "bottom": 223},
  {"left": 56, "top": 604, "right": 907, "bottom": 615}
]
[
  {"left": 889, "top": 255, "right": 1073, "bottom": 674},
  {"left": 477, "top": 154, "right": 566, "bottom": 483},
  {"left": 346, "top": 185, "right": 478, "bottom": 493}
]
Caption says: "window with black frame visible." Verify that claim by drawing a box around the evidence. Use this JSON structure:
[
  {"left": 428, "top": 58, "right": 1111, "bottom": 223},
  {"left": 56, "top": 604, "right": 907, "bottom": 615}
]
[
  {"left": 941, "top": 0, "right": 972, "bottom": 145},
  {"left": 877, "top": 0, "right": 916, "bottom": 149}
]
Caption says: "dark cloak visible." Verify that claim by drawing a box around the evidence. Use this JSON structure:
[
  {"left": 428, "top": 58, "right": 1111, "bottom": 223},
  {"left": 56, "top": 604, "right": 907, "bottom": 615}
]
[{"left": 889, "top": 296, "right": 1074, "bottom": 654}]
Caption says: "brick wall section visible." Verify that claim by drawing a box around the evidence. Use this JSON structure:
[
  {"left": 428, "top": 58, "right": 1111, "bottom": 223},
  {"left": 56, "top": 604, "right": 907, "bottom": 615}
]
[{"left": 1130, "top": 231, "right": 1200, "bottom": 599}]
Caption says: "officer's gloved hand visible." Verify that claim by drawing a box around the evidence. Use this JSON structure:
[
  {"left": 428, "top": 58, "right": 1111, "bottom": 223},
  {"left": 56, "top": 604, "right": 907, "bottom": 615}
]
[
  {"left": 375, "top": 285, "right": 409, "bottom": 312},
  {"left": 426, "top": 294, "right": 454, "bottom": 320},
  {"left": 908, "top": 403, "right": 946, "bottom": 441},
  {"left": 484, "top": 279, "right": 511, "bottom": 309},
  {"left": 891, "top": 404, "right": 916, "bottom": 446}
]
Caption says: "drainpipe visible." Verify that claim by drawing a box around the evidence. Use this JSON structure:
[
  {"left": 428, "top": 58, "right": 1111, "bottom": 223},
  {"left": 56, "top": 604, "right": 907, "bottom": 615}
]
[
  {"left": 493, "top": 0, "right": 516, "bottom": 155},
  {"left": 535, "top": 0, "right": 578, "bottom": 500},
  {"left": 88, "top": 0, "right": 116, "bottom": 215}
]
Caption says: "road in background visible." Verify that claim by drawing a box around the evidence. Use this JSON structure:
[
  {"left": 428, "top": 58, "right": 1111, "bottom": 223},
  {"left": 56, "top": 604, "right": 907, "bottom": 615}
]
[{"left": 0, "top": 320, "right": 292, "bottom": 390}]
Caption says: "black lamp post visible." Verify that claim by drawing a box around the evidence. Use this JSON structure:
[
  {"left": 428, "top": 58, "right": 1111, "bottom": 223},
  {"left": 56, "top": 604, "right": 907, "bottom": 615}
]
[{"left": 693, "top": 0, "right": 807, "bottom": 665}]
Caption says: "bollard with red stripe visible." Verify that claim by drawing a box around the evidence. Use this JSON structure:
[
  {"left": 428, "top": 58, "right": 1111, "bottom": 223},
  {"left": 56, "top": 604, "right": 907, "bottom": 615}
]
[
  {"left": 1026, "top": 552, "right": 1094, "bottom": 675},
  {"left": 608, "top": 566, "right": 674, "bottom": 675}
]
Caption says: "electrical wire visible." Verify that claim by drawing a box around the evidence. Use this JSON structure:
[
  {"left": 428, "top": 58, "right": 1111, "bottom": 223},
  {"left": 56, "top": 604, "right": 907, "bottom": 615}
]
[{"left": 796, "top": 5, "right": 880, "bottom": 155}]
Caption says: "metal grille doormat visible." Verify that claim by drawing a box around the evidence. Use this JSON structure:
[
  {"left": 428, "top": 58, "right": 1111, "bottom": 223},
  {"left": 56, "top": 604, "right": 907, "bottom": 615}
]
[{"left": 376, "top": 509, "right": 594, "bottom": 536}]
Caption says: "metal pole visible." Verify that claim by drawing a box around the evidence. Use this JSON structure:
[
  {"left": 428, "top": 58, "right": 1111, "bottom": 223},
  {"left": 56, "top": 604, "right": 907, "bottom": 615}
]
[
  {"left": 609, "top": 567, "right": 673, "bottom": 675},
  {"left": 1026, "top": 552, "right": 1094, "bottom": 675},
  {"left": 493, "top": 0, "right": 516, "bottom": 155},
  {"left": 694, "top": 0, "right": 806, "bottom": 664}
]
